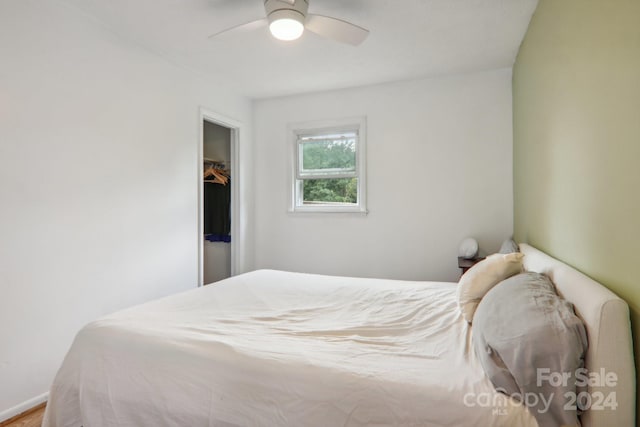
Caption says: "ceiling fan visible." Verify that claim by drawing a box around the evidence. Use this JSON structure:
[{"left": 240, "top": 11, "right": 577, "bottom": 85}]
[{"left": 208, "top": 0, "right": 369, "bottom": 46}]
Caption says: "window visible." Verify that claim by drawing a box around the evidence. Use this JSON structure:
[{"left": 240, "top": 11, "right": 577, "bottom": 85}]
[{"left": 289, "top": 117, "right": 367, "bottom": 213}]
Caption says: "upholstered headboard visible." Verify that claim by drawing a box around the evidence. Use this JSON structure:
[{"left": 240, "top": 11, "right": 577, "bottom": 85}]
[{"left": 520, "top": 244, "right": 635, "bottom": 427}]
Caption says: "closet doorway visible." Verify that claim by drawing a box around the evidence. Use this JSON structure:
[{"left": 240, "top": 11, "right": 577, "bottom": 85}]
[{"left": 199, "top": 109, "right": 240, "bottom": 286}]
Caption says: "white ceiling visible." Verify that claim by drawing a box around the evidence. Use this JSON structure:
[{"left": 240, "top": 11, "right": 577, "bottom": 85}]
[{"left": 61, "top": 0, "right": 538, "bottom": 99}]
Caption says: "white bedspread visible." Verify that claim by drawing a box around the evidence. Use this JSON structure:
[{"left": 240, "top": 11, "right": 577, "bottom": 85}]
[{"left": 43, "top": 270, "right": 538, "bottom": 427}]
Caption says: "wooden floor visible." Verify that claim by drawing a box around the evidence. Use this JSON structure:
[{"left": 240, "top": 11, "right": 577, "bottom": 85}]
[{"left": 0, "top": 404, "right": 45, "bottom": 427}]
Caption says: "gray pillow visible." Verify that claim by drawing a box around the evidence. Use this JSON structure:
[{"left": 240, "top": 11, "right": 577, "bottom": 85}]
[
  {"left": 499, "top": 238, "right": 519, "bottom": 254},
  {"left": 472, "top": 272, "right": 587, "bottom": 427}
]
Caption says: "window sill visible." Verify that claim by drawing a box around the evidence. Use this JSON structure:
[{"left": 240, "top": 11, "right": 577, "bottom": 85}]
[{"left": 288, "top": 206, "right": 368, "bottom": 215}]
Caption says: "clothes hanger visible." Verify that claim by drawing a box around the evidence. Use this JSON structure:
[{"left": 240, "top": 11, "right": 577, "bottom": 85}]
[
  {"left": 204, "top": 168, "right": 228, "bottom": 185},
  {"left": 203, "top": 159, "right": 230, "bottom": 185},
  {"left": 213, "top": 169, "right": 228, "bottom": 185},
  {"left": 204, "top": 164, "right": 217, "bottom": 179}
]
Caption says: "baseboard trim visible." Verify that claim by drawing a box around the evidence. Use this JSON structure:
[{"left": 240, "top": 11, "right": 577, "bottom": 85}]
[{"left": 0, "top": 392, "right": 48, "bottom": 424}]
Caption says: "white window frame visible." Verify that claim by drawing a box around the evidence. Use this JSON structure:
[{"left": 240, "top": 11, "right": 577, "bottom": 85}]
[{"left": 288, "top": 117, "right": 367, "bottom": 214}]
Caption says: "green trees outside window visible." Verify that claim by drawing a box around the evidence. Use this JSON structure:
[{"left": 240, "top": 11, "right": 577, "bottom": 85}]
[
  {"left": 303, "top": 178, "right": 358, "bottom": 204},
  {"left": 300, "top": 139, "right": 357, "bottom": 204}
]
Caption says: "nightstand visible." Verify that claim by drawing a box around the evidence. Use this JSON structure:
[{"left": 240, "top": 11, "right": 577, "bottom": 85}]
[{"left": 458, "top": 257, "right": 485, "bottom": 276}]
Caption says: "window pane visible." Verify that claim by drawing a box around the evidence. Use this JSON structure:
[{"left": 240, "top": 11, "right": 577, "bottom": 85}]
[
  {"left": 302, "top": 178, "right": 358, "bottom": 205},
  {"left": 300, "top": 134, "right": 356, "bottom": 174}
]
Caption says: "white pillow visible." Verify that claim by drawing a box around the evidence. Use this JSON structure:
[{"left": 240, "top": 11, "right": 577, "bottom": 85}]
[
  {"left": 457, "top": 252, "right": 524, "bottom": 323},
  {"left": 499, "top": 237, "right": 520, "bottom": 254}
]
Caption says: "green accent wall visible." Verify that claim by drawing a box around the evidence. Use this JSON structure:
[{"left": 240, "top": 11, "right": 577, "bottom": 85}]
[{"left": 513, "top": 0, "right": 640, "bottom": 422}]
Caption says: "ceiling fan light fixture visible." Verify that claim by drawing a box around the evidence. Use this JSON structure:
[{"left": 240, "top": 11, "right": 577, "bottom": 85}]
[
  {"left": 209, "top": 0, "right": 369, "bottom": 46},
  {"left": 268, "top": 9, "right": 305, "bottom": 41}
]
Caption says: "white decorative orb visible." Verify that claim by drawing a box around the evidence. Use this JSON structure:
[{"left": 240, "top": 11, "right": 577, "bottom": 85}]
[{"left": 458, "top": 238, "right": 479, "bottom": 259}]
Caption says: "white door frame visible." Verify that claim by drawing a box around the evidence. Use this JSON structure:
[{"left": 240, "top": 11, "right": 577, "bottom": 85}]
[{"left": 198, "top": 108, "right": 242, "bottom": 286}]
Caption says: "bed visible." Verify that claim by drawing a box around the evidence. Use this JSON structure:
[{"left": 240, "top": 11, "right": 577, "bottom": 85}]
[{"left": 42, "top": 244, "right": 635, "bottom": 426}]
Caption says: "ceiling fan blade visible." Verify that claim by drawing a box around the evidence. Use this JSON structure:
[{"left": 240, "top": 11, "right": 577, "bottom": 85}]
[
  {"left": 208, "top": 18, "right": 268, "bottom": 41},
  {"left": 305, "top": 14, "right": 369, "bottom": 46}
]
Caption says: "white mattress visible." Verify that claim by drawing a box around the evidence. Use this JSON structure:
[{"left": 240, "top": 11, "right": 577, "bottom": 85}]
[{"left": 43, "top": 270, "right": 538, "bottom": 427}]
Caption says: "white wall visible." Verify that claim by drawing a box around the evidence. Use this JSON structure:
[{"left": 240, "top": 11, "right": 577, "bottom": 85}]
[
  {"left": 253, "top": 69, "right": 514, "bottom": 282},
  {"left": 0, "top": 0, "right": 252, "bottom": 419}
]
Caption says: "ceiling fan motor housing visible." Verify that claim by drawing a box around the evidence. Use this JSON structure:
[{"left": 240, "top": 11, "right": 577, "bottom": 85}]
[{"left": 264, "top": 0, "right": 309, "bottom": 24}]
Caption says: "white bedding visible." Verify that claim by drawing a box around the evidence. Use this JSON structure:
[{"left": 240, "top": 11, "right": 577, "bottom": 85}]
[{"left": 43, "top": 270, "right": 538, "bottom": 427}]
